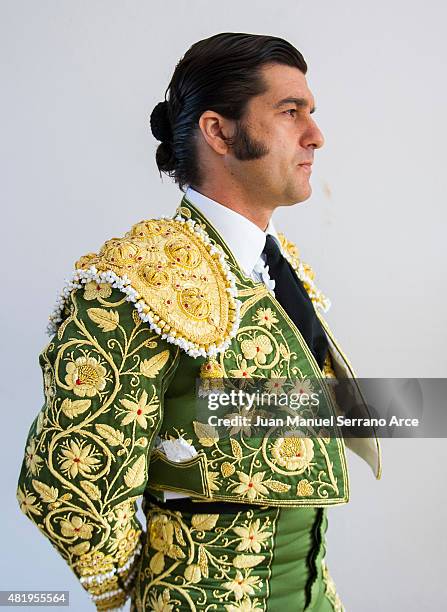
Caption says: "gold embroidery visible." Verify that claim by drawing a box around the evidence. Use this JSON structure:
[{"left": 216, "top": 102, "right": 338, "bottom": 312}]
[
  {"left": 136, "top": 506, "right": 278, "bottom": 611},
  {"left": 277, "top": 232, "right": 330, "bottom": 312},
  {"left": 18, "top": 286, "right": 180, "bottom": 608},
  {"left": 74, "top": 218, "right": 239, "bottom": 354}
]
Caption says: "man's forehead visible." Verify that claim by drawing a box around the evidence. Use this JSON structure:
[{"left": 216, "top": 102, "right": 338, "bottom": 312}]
[{"left": 260, "top": 64, "right": 315, "bottom": 109}]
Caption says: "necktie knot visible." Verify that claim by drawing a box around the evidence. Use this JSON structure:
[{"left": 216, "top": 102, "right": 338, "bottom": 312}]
[{"left": 262, "top": 234, "right": 282, "bottom": 267}]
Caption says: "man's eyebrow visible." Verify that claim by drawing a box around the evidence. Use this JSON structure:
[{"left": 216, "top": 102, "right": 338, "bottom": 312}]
[{"left": 273, "top": 97, "right": 316, "bottom": 114}]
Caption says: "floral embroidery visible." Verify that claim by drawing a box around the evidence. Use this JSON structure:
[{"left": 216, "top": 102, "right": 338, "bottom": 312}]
[
  {"left": 17, "top": 286, "right": 179, "bottom": 609},
  {"left": 223, "top": 570, "right": 262, "bottom": 600},
  {"left": 252, "top": 307, "right": 279, "bottom": 330},
  {"left": 232, "top": 471, "right": 270, "bottom": 502},
  {"left": 118, "top": 389, "right": 159, "bottom": 429},
  {"left": 228, "top": 359, "right": 257, "bottom": 379},
  {"left": 64, "top": 355, "right": 107, "bottom": 398},
  {"left": 241, "top": 334, "right": 273, "bottom": 365},
  {"left": 16, "top": 486, "right": 42, "bottom": 517},
  {"left": 58, "top": 439, "right": 102, "bottom": 479},
  {"left": 60, "top": 515, "right": 94, "bottom": 540},
  {"left": 233, "top": 519, "right": 272, "bottom": 553},
  {"left": 83, "top": 281, "right": 112, "bottom": 301},
  {"left": 271, "top": 435, "right": 315, "bottom": 472},
  {"left": 135, "top": 505, "right": 277, "bottom": 611},
  {"left": 25, "top": 438, "right": 43, "bottom": 476}
]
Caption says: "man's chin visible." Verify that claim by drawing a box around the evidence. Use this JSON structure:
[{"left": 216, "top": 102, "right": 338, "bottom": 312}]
[{"left": 281, "top": 184, "right": 312, "bottom": 206}]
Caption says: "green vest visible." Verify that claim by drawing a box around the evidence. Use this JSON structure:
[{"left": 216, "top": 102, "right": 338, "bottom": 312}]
[{"left": 16, "top": 194, "right": 381, "bottom": 610}]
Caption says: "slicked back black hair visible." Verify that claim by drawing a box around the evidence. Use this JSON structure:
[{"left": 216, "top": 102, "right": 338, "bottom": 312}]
[{"left": 150, "top": 32, "right": 307, "bottom": 191}]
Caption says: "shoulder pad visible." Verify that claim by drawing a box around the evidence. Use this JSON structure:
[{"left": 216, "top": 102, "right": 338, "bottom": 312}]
[
  {"left": 48, "top": 216, "right": 241, "bottom": 358},
  {"left": 277, "top": 231, "right": 331, "bottom": 313}
]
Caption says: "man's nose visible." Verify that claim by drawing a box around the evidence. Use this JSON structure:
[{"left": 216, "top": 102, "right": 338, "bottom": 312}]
[{"left": 304, "top": 119, "right": 325, "bottom": 150}]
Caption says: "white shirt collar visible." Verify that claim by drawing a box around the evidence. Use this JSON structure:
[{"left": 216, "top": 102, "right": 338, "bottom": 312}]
[{"left": 184, "top": 186, "right": 281, "bottom": 277}]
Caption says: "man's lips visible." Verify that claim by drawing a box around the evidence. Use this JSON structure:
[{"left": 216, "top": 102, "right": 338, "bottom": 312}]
[{"left": 298, "top": 161, "right": 313, "bottom": 174}]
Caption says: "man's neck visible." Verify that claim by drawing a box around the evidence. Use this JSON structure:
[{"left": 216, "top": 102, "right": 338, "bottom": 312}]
[{"left": 190, "top": 184, "right": 274, "bottom": 232}]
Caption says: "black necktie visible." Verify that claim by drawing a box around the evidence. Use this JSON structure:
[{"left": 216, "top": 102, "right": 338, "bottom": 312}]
[{"left": 262, "top": 234, "right": 329, "bottom": 370}]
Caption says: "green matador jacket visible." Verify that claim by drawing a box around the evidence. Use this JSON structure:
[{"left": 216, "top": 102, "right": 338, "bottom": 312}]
[{"left": 17, "top": 194, "right": 382, "bottom": 610}]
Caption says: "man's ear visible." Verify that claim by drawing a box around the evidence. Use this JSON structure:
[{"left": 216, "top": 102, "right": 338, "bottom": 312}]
[{"left": 198, "top": 110, "right": 235, "bottom": 155}]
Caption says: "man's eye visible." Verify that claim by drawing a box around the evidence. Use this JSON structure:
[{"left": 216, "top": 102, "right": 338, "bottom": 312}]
[{"left": 284, "top": 109, "right": 297, "bottom": 117}]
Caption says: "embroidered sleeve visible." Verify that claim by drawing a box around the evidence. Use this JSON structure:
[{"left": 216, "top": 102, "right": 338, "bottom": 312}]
[{"left": 16, "top": 284, "right": 180, "bottom": 610}]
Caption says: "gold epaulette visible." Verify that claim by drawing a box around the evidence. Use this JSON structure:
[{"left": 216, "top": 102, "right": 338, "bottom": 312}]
[
  {"left": 277, "top": 232, "right": 331, "bottom": 313},
  {"left": 48, "top": 216, "right": 241, "bottom": 358}
]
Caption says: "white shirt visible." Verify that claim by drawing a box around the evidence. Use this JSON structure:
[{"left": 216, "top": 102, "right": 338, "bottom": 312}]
[{"left": 161, "top": 186, "right": 283, "bottom": 501}]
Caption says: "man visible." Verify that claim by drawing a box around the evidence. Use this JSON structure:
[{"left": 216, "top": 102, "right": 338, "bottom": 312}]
[{"left": 17, "top": 32, "right": 381, "bottom": 611}]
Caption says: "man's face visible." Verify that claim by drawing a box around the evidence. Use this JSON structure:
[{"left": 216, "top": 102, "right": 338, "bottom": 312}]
[{"left": 225, "top": 62, "right": 324, "bottom": 206}]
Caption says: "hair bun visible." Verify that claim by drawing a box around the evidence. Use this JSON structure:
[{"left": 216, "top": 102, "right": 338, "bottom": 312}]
[{"left": 150, "top": 101, "right": 173, "bottom": 142}]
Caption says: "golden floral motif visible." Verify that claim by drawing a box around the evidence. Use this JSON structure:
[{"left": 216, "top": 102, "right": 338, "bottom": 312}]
[
  {"left": 271, "top": 435, "right": 314, "bottom": 472},
  {"left": 177, "top": 286, "right": 211, "bottom": 320},
  {"left": 232, "top": 471, "right": 269, "bottom": 502},
  {"left": 60, "top": 515, "right": 94, "bottom": 540},
  {"left": 241, "top": 335, "right": 273, "bottom": 365},
  {"left": 223, "top": 570, "right": 262, "bottom": 601},
  {"left": 164, "top": 237, "right": 202, "bottom": 269},
  {"left": 228, "top": 359, "right": 257, "bottom": 379},
  {"left": 138, "top": 263, "right": 171, "bottom": 288},
  {"left": 113, "top": 501, "right": 134, "bottom": 530},
  {"left": 177, "top": 206, "right": 191, "bottom": 219},
  {"left": 277, "top": 232, "right": 331, "bottom": 312},
  {"left": 58, "top": 439, "right": 101, "bottom": 479},
  {"left": 233, "top": 519, "right": 272, "bottom": 554},
  {"left": 64, "top": 355, "right": 107, "bottom": 398},
  {"left": 83, "top": 281, "right": 112, "bottom": 301},
  {"left": 16, "top": 486, "right": 42, "bottom": 517},
  {"left": 118, "top": 389, "right": 159, "bottom": 429},
  {"left": 25, "top": 438, "right": 43, "bottom": 476},
  {"left": 252, "top": 307, "right": 279, "bottom": 330}
]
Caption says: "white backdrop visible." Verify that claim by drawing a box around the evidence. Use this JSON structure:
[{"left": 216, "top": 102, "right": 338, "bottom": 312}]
[{"left": 1, "top": 1, "right": 446, "bottom": 610}]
